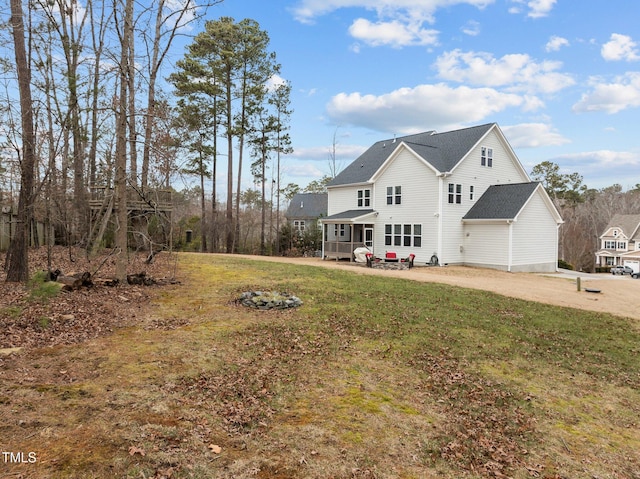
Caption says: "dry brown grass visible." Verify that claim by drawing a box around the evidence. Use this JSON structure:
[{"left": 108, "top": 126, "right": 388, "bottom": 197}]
[{"left": 1, "top": 252, "right": 638, "bottom": 479}]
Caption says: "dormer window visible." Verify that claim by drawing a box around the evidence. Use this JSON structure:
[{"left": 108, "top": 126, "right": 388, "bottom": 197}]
[{"left": 481, "top": 147, "right": 493, "bottom": 167}]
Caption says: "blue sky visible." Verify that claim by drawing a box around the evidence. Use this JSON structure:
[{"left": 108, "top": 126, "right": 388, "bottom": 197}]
[{"left": 198, "top": 0, "right": 640, "bottom": 192}]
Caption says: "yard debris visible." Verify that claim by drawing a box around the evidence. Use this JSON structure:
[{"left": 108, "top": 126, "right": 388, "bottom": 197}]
[{"left": 0, "top": 246, "right": 178, "bottom": 351}]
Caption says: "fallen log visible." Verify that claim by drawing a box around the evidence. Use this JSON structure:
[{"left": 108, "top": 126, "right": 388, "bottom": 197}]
[
  {"left": 56, "top": 271, "right": 93, "bottom": 291},
  {"left": 93, "top": 277, "right": 119, "bottom": 287},
  {"left": 57, "top": 276, "right": 83, "bottom": 291},
  {"left": 127, "top": 272, "right": 156, "bottom": 286}
]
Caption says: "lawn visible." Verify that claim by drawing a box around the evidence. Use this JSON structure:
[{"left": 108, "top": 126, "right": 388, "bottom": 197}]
[{"left": 1, "top": 253, "right": 639, "bottom": 478}]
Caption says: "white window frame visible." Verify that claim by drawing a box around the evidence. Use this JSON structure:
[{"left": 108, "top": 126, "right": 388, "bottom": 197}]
[
  {"left": 357, "top": 189, "right": 371, "bottom": 207},
  {"left": 293, "top": 220, "right": 306, "bottom": 234},
  {"left": 386, "top": 186, "right": 402, "bottom": 205},
  {"left": 384, "top": 223, "right": 422, "bottom": 248},
  {"left": 448, "top": 183, "right": 462, "bottom": 204},
  {"left": 481, "top": 146, "right": 493, "bottom": 167}
]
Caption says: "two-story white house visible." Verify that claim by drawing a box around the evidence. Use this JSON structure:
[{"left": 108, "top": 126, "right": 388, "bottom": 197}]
[
  {"left": 595, "top": 214, "right": 640, "bottom": 272},
  {"left": 321, "top": 123, "right": 563, "bottom": 272}
]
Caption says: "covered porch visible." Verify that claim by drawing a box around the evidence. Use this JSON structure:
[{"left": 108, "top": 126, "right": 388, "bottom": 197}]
[{"left": 321, "top": 209, "right": 376, "bottom": 261}]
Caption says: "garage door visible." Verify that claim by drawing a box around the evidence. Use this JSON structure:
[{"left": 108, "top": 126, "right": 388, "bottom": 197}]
[{"left": 623, "top": 260, "right": 640, "bottom": 273}]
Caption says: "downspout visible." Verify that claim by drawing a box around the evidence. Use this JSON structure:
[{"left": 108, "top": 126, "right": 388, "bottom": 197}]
[
  {"left": 556, "top": 223, "right": 561, "bottom": 272},
  {"left": 507, "top": 220, "right": 513, "bottom": 272}
]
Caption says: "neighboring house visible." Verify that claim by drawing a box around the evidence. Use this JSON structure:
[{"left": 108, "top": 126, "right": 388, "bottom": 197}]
[
  {"left": 285, "top": 193, "right": 328, "bottom": 234},
  {"left": 321, "top": 123, "right": 563, "bottom": 272},
  {"left": 595, "top": 214, "right": 640, "bottom": 272}
]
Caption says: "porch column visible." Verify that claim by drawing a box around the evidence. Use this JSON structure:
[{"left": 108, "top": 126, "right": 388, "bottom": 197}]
[
  {"left": 350, "top": 224, "right": 354, "bottom": 262},
  {"left": 322, "top": 223, "right": 326, "bottom": 260}
]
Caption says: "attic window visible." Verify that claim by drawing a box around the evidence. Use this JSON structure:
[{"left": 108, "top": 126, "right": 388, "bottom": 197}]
[{"left": 481, "top": 147, "right": 493, "bottom": 167}]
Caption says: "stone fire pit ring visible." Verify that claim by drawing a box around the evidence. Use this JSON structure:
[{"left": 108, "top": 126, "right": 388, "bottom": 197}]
[{"left": 238, "top": 291, "right": 303, "bottom": 310}]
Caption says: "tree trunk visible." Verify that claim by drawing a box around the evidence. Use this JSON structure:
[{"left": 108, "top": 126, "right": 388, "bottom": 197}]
[
  {"left": 6, "top": 0, "right": 36, "bottom": 282},
  {"left": 225, "top": 67, "right": 234, "bottom": 253},
  {"left": 115, "top": 0, "right": 134, "bottom": 282}
]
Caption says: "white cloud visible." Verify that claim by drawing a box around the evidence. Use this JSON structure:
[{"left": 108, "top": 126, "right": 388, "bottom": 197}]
[
  {"left": 527, "top": 0, "right": 557, "bottom": 18},
  {"left": 461, "top": 20, "right": 481, "bottom": 36},
  {"left": 283, "top": 162, "right": 326, "bottom": 178},
  {"left": 434, "top": 49, "right": 575, "bottom": 94},
  {"left": 560, "top": 150, "right": 639, "bottom": 167},
  {"left": 290, "top": 144, "right": 367, "bottom": 162},
  {"left": 348, "top": 18, "right": 439, "bottom": 47},
  {"left": 326, "top": 83, "right": 527, "bottom": 134},
  {"left": 509, "top": 0, "right": 556, "bottom": 18},
  {"left": 550, "top": 150, "right": 640, "bottom": 188},
  {"left": 545, "top": 35, "right": 569, "bottom": 52},
  {"left": 291, "top": 0, "right": 494, "bottom": 24},
  {"left": 601, "top": 33, "right": 640, "bottom": 62},
  {"left": 291, "top": 0, "right": 492, "bottom": 48},
  {"left": 266, "top": 74, "right": 287, "bottom": 91},
  {"left": 573, "top": 72, "right": 640, "bottom": 114},
  {"left": 501, "top": 123, "right": 570, "bottom": 148}
]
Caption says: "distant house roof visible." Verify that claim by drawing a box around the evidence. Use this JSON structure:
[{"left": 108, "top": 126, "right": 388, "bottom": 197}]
[
  {"left": 285, "top": 193, "right": 327, "bottom": 220},
  {"left": 463, "top": 182, "right": 542, "bottom": 221},
  {"left": 601, "top": 213, "right": 640, "bottom": 239},
  {"left": 328, "top": 123, "right": 496, "bottom": 187}
]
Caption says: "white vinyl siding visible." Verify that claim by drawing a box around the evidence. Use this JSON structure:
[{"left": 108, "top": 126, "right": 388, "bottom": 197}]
[
  {"left": 463, "top": 223, "right": 510, "bottom": 268},
  {"left": 373, "top": 148, "right": 438, "bottom": 262},
  {"left": 440, "top": 128, "right": 531, "bottom": 265},
  {"left": 327, "top": 185, "right": 368, "bottom": 216},
  {"left": 511, "top": 192, "right": 558, "bottom": 270}
]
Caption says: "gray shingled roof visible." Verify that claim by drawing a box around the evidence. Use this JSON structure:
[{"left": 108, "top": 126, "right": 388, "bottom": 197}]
[
  {"left": 602, "top": 213, "right": 640, "bottom": 239},
  {"left": 463, "top": 182, "right": 540, "bottom": 220},
  {"left": 285, "top": 193, "right": 328, "bottom": 219},
  {"left": 328, "top": 123, "right": 495, "bottom": 187}
]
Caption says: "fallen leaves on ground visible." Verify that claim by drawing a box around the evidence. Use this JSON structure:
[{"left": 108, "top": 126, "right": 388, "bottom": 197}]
[{"left": 0, "top": 246, "right": 178, "bottom": 350}]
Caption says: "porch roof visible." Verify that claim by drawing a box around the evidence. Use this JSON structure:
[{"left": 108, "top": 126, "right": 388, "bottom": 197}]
[{"left": 321, "top": 209, "right": 377, "bottom": 224}]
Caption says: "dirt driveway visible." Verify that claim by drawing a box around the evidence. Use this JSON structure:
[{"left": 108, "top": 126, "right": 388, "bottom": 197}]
[{"left": 229, "top": 255, "right": 640, "bottom": 322}]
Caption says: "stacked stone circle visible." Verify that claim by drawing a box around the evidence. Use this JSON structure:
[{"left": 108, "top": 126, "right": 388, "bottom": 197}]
[{"left": 238, "top": 291, "right": 303, "bottom": 310}]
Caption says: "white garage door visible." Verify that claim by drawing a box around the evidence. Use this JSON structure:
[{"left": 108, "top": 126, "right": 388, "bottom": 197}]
[{"left": 623, "top": 260, "right": 640, "bottom": 273}]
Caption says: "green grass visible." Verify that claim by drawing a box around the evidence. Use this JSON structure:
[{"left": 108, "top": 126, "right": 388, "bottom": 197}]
[
  {"left": 2, "top": 253, "right": 638, "bottom": 479},
  {"left": 27, "top": 270, "right": 63, "bottom": 303}
]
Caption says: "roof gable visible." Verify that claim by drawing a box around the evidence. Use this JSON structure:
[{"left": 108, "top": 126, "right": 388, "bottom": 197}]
[
  {"left": 601, "top": 214, "right": 640, "bottom": 240},
  {"left": 463, "top": 182, "right": 561, "bottom": 222},
  {"left": 328, "top": 123, "right": 495, "bottom": 187}
]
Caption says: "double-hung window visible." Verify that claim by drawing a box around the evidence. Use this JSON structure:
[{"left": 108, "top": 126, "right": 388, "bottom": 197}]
[
  {"left": 481, "top": 147, "right": 493, "bottom": 167},
  {"left": 386, "top": 186, "right": 402, "bottom": 205},
  {"left": 384, "top": 224, "right": 422, "bottom": 247},
  {"left": 448, "top": 183, "right": 462, "bottom": 204},
  {"left": 357, "top": 189, "right": 371, "bottom": 207},
  {"left": 293, "top": 220, "right": 305, "bottom": 234}
]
